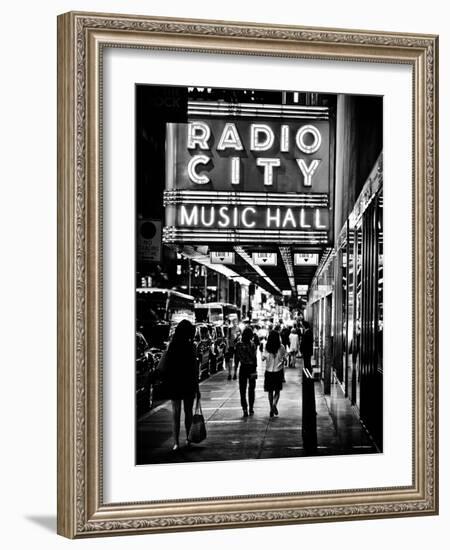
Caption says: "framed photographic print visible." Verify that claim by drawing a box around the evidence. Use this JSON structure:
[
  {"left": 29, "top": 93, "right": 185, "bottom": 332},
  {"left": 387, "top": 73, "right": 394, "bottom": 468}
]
[{"left": 57, "top": 11, "right": 439, "bottom": 538}]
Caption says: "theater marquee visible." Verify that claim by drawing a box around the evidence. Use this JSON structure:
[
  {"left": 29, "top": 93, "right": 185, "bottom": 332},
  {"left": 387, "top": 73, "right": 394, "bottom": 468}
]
[{"left": 163, "top": 101, "right": 333, "bottom": 244}]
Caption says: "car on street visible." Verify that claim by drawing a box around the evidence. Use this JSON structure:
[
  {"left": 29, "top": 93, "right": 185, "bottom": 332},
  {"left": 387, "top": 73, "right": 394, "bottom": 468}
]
[
  {"left": 208, "top": 324, "right": 227, "bottom": 372},
  {"left": 136, "top": 331, "right": 157, "bottom": 414},
  {"left": 137, "top": 322, "right": 173, "bottom": 402},
  {"left": 194, "top": 323, "right": 213, "bottom": 380}
]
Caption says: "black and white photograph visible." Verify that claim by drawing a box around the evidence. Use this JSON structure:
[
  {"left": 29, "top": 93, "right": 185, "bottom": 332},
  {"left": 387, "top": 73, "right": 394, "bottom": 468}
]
[
  {"left": 135, "top": 84, "right": 383, "bottom": 465},
  {"left": 1, "top": 0, "right": 443, "bottom": 544}
]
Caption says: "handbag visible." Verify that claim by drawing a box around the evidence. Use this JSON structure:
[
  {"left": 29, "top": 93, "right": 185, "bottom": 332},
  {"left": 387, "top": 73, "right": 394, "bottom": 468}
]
[{"left": 188, "top": 397, "right": 207, "bottom": 444}]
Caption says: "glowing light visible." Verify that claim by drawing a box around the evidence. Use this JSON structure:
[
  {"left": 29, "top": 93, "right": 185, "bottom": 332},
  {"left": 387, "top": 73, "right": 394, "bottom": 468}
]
[
  {"left": 218, "top": 206, "right": 230, "bottom": 227},
  {"left": 217, "top": 123, "right": 244, "bottom": 151},
  {"left": 180, "top": 205, "right": 198, "bottom": 225},
  {"left": 231, "top": 157, "right": 240, "bottom": 184},
  {"left": 234, "top": 247, "right": 281, "bottom": 294},
  {"left": 163, "top": 228, "right": 329, "bottom": 245},
  {"left": 282, "top": 209, "right": 296, "bottom": 228},
  {"left": 180, "top": 245, "right": 252, "bottom": 287},
  {"left": 164, "top": 189, "right": 329, "bottom": 207},
  {"left": 266, "top": 207, "right": 281, "bottom": 227},
  {"left": 187, "top": 155, "right": 210, "bottom": 184},
  {"left": 187, "top": 121, "right": 211, "bottom": 149},
  {"left": 300, "top": 209, "right": 311, "bottom": 228},
  {"left": 242, "top": 207, "right": 256, "bottom": 228},
  {"left": 296, "top": 158, "right": 320, "bottom": 187},
  {"left": 176, "top": 204, "right": 328, "bottom": 232},
  {"left": 256, "top": 158, "right": 280, "bottom": 186},
  {"left": 250, "top": 124, "right": 275, "bottom": 151},
  {"left": 200, "top": 206, "right": 215, "bottom": 226},
  {"left": 280, "top": 125, "right": 290, "bottom": 152},
  {"left": 296, "top": 125, "right": 322, "bottom": 154},
  {"left": 187, "top": 100, "right": 330, "bottom": 120},
  {"left": 315, "top": 208, "right": 327, "bottom": 228}
]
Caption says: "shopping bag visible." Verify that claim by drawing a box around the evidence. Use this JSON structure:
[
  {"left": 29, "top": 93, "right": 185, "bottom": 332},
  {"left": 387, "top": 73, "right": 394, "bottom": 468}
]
[{"left": 188, "top": 397, "right": 207, "bottom": 443}]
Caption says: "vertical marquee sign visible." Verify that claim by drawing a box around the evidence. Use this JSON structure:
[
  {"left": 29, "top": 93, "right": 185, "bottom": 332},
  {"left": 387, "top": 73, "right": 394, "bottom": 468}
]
[{"left": 164, "top": 100, "right": 333, "bottom": 244}]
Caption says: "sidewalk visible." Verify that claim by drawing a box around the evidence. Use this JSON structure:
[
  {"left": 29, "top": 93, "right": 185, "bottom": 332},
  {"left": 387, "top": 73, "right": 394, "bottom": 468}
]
[{"left": 136, "top": 355, "right": 376, "bottom": 465}]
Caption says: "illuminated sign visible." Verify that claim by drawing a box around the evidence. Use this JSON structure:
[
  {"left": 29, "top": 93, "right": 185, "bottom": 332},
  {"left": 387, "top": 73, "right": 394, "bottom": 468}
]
[
  {"left": 252, "top": 253, "right": 277, "bottom": 266},
  {"left": 167, "top": 118, "right": 330, "bottom": 193},
  {"left": 210, "top": 252, "right": 235, "bottom": 264},
  {"left": 164, "top": 102, "right": 332, "bottom": 244},
  {"left": 177, "top": 205, "right": 329, "bottom": 230},
  {"left": 294, "top": 253, "right": 319, "bottom": 266}
]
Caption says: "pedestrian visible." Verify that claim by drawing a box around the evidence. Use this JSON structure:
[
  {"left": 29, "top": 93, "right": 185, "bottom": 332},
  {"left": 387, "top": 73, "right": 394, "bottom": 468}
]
[
  {"left": 288, "top": 327, "right": 300, "bottom": 367},
  {"left": 262, "top": 330, "right": 287, "bottom": 417},
  {"left": 300, "top": 321, "right": 314, "bottom": 373},
  {"left": 280, "top": 324, "right": 290, "bottom": 349},
  {"left": 257, "top": 324, "right": 266, "bottom": 352},
  {"left": 158, "top": 319, "right": 200, "bottom": 451},
  {"left": 252, "top": 326, "right": 260, "bottom": 349},
  {"left": 225, "top": 319, "right": 239, "bottom": 380},
  {"left": 235, "top": 326, "right": 258, "bottom": 417}
]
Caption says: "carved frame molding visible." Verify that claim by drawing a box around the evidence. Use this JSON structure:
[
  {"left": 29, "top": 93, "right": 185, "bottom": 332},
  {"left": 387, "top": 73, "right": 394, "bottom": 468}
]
[{"left": 57, "top": 12, "right": 438, "bottom": 538}]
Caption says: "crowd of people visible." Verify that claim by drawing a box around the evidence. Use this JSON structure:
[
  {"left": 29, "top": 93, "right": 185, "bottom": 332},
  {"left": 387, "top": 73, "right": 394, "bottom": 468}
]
[{"left": 156, "top": 316, "right": 314, "bottom": 451}]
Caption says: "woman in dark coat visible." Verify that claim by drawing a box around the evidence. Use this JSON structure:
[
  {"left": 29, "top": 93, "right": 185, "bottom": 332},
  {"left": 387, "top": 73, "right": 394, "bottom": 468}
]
[
  {"left": 161, "top": 319, "right": 200, "bottom": 450},
  {"left": 235, "top": 327, "right": 258, "bottom": 417}
]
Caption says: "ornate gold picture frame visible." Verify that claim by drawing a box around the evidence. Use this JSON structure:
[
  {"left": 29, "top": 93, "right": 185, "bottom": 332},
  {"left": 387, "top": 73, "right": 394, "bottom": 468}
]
[{"left": 57, "top": 11, "right": 438, "bottom": 538}]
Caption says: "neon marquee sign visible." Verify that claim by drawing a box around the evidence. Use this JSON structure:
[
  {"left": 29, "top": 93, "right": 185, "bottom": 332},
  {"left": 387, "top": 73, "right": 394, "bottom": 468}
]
[
  {"left": 164, "top": 102, "right": 333, "bottom": 245},
  {"left": 186, "top": 121, "right": 322, "bottom": 188},
  {"left": 177, "top": 204, "right": 329, "bottom": 231}
]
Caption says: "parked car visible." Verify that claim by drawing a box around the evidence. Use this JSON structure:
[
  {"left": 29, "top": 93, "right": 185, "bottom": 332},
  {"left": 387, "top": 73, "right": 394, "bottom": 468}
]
[
  {"left": 194, "top": 324, "right": 213, "bottom": 380},
  {"left": 143, "top": 322, "right": 171, "bottom": 400},
  {"left": 136, "top": 331, "right": 157, "bottom": 414},
  {"left": 208, "top": 324, "right": 226, "bottom": 373}
]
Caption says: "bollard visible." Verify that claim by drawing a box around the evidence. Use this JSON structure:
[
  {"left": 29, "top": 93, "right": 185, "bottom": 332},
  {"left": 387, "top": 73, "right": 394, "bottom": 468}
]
[{"left": 302, "top": 366, "right": 317, "bottom": 453}]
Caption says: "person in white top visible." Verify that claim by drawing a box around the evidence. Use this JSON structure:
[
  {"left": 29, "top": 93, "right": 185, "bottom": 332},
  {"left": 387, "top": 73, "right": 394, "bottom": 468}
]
[
  {"left": 262, "top": 330, "right": 287, "bottom": 417},
  {"left": 288, "top": 328, "right": 300, "bottom": 368}
]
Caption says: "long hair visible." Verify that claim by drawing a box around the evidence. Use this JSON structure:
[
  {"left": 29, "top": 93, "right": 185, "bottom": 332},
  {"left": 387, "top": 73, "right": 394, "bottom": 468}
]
[
  {"left": 266, "top": 330, "right": 281, "bottom": 355},
  {"left": 241, "top": 326, "right": 254, "bottom": 345},
  {"left": 167, "top": 319, "right": 195, "bottom": 354}
]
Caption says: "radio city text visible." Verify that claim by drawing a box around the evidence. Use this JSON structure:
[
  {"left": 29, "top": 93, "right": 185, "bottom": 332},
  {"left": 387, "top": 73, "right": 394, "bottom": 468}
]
[{"left": 187, "top": 121, "right": 323, "bottom": 187}]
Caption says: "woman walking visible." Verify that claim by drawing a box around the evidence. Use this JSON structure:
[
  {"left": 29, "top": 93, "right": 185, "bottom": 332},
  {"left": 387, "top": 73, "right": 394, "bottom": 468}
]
[
  {"left": 288, "top": 327, "right": 300, "bottom": 368},
  {"left": 159, "top": 319, "right": 200, "bottom": 450},
  {"left": 225, "top": 319, "right": 239, "bottom": 381},
  {"left": 235, "top": 327, "right": 258, "bottom": 417},
  {"left": 262, "top": 330, "right": 287, "bottom": 417}
]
